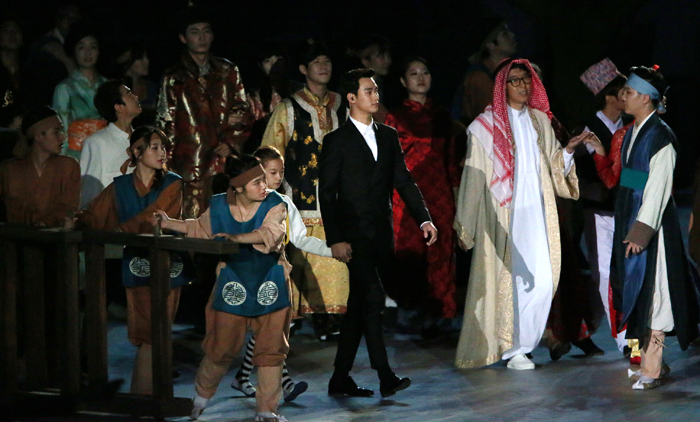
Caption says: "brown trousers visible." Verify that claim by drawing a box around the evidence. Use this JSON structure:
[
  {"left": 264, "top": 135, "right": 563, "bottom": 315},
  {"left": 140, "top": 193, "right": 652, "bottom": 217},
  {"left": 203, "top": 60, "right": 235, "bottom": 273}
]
[
  {"left": 194, "top": 303, "right": 291, "bottom": 413},
  {"left": 126, "top": 286, "right": 181, "bottom": 394}
]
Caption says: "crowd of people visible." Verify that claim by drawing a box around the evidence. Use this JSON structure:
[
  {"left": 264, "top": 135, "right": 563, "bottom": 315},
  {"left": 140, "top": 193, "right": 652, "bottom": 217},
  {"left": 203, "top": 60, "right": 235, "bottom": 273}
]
[{"left": 1, "top": 4, "right": 698, "bottom": 422}]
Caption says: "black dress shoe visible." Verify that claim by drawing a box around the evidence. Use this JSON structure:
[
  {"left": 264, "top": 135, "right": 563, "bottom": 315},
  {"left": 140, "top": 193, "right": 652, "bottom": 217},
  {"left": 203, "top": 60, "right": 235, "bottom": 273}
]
[
  {"left": 328, "top": 376, "right": 374, "bottom": 397},
  {"left": 379, "top": 374, "right": 411, "bottom": 398},
  {"left": 549, "top": 342, "right": 572, "bottom": 361},
  {"left": 572, "top": 338, "right": 604, "bottom": 357}
]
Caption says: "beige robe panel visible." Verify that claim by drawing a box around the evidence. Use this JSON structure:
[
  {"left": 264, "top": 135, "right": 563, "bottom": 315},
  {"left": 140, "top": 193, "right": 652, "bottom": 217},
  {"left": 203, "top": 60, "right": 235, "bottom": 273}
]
[{"left": 453, "top": 108, "right": 578, "bottom": 369}]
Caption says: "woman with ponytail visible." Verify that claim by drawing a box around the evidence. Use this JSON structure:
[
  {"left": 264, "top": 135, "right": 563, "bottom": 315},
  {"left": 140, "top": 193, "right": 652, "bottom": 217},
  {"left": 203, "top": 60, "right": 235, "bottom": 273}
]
[{"left": 79, "top": 125, "right": 191, "bottom": 395}]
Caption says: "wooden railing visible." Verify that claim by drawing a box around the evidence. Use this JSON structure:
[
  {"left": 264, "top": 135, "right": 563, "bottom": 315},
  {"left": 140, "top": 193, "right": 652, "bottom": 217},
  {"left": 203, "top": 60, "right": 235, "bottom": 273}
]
[{"left": 0, "top": 225, "right": 238, "bottom": 418}]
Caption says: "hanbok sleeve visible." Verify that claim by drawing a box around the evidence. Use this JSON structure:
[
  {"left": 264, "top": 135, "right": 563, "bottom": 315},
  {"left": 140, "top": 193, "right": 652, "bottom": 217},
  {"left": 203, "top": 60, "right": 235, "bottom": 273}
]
[
  {"left": 261, "top": 100, "right": 293, "bottom": 153},
  {"left": 593, "top": 126, "right": 626, "bottom": 189},
  {"left": 52, "top": 82, "right": 72, "bottom": 129},
  {"left": 626, "top": 144, "right": 676, "bottom": 247},
  {"left": 221, "top": 64, "right": 250, "bottom": 151},
  {"left": 184, "top": 207, "right": 214, "bottom": 240},
  {"left": 156, "top": 75, "right": 177, "bottom": 144},
  {"left": 252, "top": 202, "right": 287, "bottom": 254},
  {"left": 285, "top": 196, "right": 332, "bottom": 257},
  {"left": 78, "top": 184, "right": 120, "bottom": 231}
]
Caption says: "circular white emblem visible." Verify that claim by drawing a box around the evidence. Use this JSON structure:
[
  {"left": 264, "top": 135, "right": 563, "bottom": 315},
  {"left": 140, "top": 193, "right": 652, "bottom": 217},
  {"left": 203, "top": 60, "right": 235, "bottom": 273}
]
[
  {"left": 257, "top": 281, "right": 278, "bottom": 306},
  {"left": 222, "top": 282, "right": 246, "bottom": 306},
  {"left": 170, "top": 261, "right": 183, "bottom": 278},
  {"left": 129, "top": 257, "right": 150, "bottom": 277}
]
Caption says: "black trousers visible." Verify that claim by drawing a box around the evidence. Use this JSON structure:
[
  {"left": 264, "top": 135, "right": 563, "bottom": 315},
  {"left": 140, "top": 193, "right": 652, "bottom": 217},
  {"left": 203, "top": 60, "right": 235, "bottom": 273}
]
[{"left": 333, "top": 242, "right": 392, "bottom": 374}]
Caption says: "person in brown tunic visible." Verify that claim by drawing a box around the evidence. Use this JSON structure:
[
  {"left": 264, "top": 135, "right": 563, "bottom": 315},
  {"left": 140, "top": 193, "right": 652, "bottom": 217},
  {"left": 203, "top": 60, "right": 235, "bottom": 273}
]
[
  {"left": 0, "top": 106, "right": 79, "bottom": 226},
  {"left": 78, "top": 126, "right": 185, "bottom": 395}
]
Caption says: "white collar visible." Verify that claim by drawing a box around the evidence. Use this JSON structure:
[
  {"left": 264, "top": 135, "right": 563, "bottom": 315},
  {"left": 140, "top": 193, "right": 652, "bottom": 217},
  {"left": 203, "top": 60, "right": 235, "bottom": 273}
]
[
  {"left": 507, "top": 104, "right": 529, "bottom": 118},
  {"left": 634, "top": 110, "right": 656, "bottom": 132},
  {"left": 349, "top": 115, "right": 374, "bottom": 133},
  {"left": 106, "top": 122, "right": 132, "bottom": 138},
  {"left": 595, "top": 110, "right": 622, "bottom": 127}
]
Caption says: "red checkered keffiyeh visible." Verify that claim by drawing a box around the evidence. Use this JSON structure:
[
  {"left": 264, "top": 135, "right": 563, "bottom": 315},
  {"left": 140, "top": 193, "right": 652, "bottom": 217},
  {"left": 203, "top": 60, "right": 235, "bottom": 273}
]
[{"left": 472, "top": 58, "right": 552, "bottom": 207}]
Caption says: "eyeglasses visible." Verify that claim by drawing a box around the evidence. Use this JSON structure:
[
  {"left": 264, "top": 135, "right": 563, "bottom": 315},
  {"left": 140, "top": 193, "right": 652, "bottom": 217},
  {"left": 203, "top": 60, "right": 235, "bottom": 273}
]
[{"left": 506, "top": 76, "right": 533, "bottom": 87}]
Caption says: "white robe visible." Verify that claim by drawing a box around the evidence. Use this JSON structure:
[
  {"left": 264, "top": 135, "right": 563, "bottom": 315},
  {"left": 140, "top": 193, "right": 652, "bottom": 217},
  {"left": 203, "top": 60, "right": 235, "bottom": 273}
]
[
  {"left": 502, "top": 106, "right": 573, "bottom": 359},
  {"left": 626, "top": 111, "right": 676, "bottom": 332}
]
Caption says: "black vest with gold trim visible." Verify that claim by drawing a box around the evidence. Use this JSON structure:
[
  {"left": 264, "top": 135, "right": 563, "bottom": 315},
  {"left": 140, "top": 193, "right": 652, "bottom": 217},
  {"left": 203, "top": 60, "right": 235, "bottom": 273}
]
[{"left": 281, "top": 89, "right": 345, "bottom": 219}]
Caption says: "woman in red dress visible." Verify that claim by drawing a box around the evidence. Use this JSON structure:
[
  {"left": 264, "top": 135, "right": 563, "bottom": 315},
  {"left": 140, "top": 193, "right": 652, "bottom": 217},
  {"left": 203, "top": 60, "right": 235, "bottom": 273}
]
[{"left": 384, "top": 57, "right": 460, "bottom": 321}]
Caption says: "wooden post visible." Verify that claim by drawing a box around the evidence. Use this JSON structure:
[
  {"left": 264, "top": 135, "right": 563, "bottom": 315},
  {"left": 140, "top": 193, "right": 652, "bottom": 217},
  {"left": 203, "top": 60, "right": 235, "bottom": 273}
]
[
  {"left": 23, "top": 244, "right": 48, "bottom": 389},
  {"left": 58, "top": 242, "right": 81, "bottom": 397},
  {"left": 0, "top": 240, "right": 18, "bottom": 395},
  {"left": 84, "top": 243, "right": 108, "bottom": 386},
  {"left": 149, "top": 248, "right": 173, "bottom": 401}
]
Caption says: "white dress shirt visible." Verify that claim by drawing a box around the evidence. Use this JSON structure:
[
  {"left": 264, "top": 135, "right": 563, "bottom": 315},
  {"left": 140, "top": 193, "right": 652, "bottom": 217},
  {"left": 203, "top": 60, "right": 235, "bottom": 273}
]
[
  {"left": 349, "top": 115, "right": 378, "bottom": 161},
  {"left": 349, "top": 114, "right": 432, "bottom": 230},
  {"left": 80, "top": 122, "right": 133, "bottom": 208}
]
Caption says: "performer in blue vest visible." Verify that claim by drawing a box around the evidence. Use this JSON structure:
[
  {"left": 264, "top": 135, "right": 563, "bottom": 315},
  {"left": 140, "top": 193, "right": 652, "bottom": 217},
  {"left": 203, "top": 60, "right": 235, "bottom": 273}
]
[
  {"left": 79, "top": 125, "right": 191, "bottom": 395},
  {"left": 157, "top": 155, "right": 291, "bottom": 422},
  {"left": 610, "top": 65, "right": 700, "bottom": 390}
]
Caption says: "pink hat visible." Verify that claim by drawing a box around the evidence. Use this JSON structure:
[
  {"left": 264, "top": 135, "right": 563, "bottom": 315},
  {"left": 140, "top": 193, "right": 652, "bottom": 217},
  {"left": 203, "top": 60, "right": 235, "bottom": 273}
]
[{"left": 580, "top": 58, "right": 622, "bottom": 95}]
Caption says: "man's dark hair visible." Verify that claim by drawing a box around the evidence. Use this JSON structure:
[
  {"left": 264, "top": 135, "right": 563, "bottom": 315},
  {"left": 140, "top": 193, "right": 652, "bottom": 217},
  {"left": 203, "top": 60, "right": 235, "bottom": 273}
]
[
  {"left": 357, "top": 35, "right": 391, "bottom": 58},
  {"left": 177, "top": 6, "right": 213, "bottom": 37},
  {"left": 55, "top": 3, "right": 79, "bottom": 23},
  {"left": 629, "top": 66, "right": 667, "bottom": 108},
  {"left": 340, "top": 68, "right": 375, "bottom": 97},
  {"left": 297, "top": 39, "right": 330, "bottom": 68},
  {"left": 595, "top": 75, "right": 627, "bottom": 111},
  {"left": 63, "top": 19, "right": 99, "bottom": 58},
  {"left": 94, "top": 80, "right": 125, "bottom": 122}
]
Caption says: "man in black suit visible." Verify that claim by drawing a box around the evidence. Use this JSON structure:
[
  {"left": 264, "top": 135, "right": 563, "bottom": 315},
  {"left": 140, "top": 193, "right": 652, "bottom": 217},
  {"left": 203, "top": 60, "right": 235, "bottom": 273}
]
[{"left": 319, "top": 68, "right": 437, "bottom": 398}]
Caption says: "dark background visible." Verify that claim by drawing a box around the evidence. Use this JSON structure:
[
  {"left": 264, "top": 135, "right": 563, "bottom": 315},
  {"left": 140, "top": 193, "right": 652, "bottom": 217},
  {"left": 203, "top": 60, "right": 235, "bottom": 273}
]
[{"left": 6, "top": 0, "right": 700, "bottom": 186}]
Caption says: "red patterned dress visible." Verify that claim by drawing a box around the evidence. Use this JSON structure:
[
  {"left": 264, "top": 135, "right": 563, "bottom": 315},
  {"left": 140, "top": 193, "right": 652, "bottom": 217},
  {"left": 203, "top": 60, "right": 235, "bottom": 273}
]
[{"left": 385, "top": 99, "right": 460, "bottom": 318}]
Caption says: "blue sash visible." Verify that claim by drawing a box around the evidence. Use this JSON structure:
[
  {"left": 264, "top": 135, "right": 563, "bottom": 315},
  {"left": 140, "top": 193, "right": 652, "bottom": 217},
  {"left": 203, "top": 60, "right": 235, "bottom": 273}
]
[
  {"left": 114, "top": 172, "right": 195, "bottom": 289},
  {"left": 209, "top": 191, "right": 290, "bottom": 317},
  {"left": 619, "top": 168, "right": 649, "bottom": 191}
]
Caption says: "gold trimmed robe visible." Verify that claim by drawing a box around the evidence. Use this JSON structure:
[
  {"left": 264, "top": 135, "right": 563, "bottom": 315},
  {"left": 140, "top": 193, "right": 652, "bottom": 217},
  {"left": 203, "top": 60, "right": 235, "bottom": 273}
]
[{"left": 454, "top": 108, "right": 578, "bottom": 368}]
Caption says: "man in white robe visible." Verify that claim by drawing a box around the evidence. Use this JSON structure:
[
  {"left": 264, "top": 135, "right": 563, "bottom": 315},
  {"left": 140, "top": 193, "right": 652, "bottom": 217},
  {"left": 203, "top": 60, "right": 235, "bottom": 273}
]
[{"left": 454, "top": 59, "right": 586, "bottom": 369}]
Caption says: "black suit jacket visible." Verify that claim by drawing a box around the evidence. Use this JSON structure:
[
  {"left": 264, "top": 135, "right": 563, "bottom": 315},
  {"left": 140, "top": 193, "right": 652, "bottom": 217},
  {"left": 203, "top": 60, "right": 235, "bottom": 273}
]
[{"left": 319, "top": 119, "right": 431, "bottom": 252}]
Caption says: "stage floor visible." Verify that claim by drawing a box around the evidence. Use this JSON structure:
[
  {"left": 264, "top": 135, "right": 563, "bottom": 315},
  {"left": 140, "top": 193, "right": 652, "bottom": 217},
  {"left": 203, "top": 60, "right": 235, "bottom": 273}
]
[{"left": 97, "top": 316, "right": 700, "bottom": 422}]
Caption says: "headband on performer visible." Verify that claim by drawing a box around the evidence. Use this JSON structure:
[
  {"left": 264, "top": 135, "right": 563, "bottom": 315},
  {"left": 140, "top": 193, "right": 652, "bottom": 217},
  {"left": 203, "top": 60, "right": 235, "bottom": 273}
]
[
  {"left": 230, "top": 164, "right": 265, "bottom": 189},
  {"left": 625, "top": 73, "right": 669, "bottom": 113},
  {"left": 625, "top": 73, "right": 660, "bottom": 100},
  {"left": 26, "top": 115, "right": 62, "bottom": 140}
]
